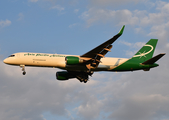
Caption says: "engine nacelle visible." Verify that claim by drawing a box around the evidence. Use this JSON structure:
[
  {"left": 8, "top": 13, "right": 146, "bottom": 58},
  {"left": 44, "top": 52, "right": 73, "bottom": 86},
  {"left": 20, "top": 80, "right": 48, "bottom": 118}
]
[
  {"left": 56, "top": 71, "right": 75, "bottom": 80},
  {"left": 56, "top": 71, "right": 69, "bottom": 80},
  {"left": 65, "top": 56, "right": 84, "bottom": 65}
]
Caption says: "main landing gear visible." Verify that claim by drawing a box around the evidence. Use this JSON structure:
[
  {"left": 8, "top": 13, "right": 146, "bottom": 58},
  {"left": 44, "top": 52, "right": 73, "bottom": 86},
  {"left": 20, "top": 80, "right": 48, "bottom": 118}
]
[
  {"left": 20, "top": 65, "right": 26, "bottom": 75},
  {"left": 76, "top": 70, "right": 94, "bottom": 83}
]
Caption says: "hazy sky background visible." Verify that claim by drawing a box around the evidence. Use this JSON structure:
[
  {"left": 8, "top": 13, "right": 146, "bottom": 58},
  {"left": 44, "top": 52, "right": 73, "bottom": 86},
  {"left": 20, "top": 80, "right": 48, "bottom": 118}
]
[{"left": 0, "top": 0, "right": 169, "bottom": 120}]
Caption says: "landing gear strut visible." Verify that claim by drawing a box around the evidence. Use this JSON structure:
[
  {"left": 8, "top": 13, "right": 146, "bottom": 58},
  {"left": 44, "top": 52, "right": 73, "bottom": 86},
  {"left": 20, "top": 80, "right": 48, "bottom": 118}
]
[
  {"left": 76, "top": 71, "right": 94, "bottom": 83},
  {"left": 76, "top": 74, "right": 88, "bottom": 83},
  {"left": 20, "top": 65, "right": 26, "bottom": 75}
]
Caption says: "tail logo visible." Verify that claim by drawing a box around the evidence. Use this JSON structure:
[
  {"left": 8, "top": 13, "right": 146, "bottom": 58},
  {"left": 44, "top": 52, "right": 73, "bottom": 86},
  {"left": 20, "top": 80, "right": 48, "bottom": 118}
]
[{"left": 133, "top": 44, "right": 154, "bottom": 59}]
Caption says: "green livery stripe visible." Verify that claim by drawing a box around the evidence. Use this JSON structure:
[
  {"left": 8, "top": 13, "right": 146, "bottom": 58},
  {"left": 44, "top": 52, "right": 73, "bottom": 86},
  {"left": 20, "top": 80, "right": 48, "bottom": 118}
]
[
  {"left": 112, "top": 59, "right": 158, "bottom": 71},
  {"left": 112, "top": 39, "right": 158, "bottom": 71}
]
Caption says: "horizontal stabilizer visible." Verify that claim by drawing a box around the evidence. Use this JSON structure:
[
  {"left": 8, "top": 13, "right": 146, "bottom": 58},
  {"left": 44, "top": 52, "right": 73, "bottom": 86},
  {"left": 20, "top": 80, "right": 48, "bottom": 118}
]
[{"left": 142, "top": 53, "right": 166, "bottom": 65}]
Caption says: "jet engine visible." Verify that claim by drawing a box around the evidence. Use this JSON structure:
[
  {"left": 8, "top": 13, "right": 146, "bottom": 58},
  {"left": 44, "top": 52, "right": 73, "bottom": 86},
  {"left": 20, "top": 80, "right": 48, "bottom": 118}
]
[
  {"left": 56, "top": 71, "right": 92, "bottom": 83},
  {"left": 65, "top": 56, "right": 85, "bottom": 65},
  {"left": 56, "top": 71, "right": 75, "bottom": 80}
]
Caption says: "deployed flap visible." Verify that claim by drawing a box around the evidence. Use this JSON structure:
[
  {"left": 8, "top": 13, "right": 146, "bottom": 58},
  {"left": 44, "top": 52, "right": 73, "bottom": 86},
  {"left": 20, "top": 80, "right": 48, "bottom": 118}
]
[
  {"left": 81, "top": 25, "right": 125, "bottom": 58},
  {"left": 142, "top": 53, "right": 166, "bottom": 64}
]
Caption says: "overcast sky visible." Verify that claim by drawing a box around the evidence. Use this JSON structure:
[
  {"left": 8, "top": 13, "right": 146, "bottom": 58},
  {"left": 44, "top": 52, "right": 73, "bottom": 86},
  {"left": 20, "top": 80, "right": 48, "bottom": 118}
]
[{"left": 0, "top": 0, "right": 169, "bottom": 120}]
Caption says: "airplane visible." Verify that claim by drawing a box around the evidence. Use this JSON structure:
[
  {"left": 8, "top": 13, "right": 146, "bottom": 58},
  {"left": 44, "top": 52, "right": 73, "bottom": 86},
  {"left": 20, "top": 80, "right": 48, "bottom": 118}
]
[{"left": 3, "top": 25, "right": 166, "bottom": 83}]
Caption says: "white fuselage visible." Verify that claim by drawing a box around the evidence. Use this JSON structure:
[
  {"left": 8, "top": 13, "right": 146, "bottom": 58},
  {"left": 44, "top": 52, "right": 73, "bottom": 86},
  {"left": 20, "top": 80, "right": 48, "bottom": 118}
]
[{"left": 3, "top": 52, "right": 128, "bottom": 71}]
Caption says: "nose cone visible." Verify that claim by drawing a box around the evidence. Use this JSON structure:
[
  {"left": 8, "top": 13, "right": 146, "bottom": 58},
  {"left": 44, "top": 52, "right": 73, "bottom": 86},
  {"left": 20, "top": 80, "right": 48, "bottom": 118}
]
[
  {"left": 3, "top": 58, "right": 9, "bottom": 64},
  {"left": 3, "top": 58, "right": 7, "bottom": 64}
]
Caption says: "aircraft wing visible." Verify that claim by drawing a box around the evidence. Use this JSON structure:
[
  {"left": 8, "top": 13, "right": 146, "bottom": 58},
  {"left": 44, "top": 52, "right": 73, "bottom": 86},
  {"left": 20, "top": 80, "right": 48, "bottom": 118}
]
[{"left": 81, "top": 25, "right": 125, "bottom": 68}]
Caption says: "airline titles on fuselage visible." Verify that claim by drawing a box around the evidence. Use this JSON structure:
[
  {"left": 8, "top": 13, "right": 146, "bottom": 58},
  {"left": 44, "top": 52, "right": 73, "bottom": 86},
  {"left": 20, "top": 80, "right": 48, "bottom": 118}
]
[{"left": 24, "top": 53, "right": 66, "bottom": 57}]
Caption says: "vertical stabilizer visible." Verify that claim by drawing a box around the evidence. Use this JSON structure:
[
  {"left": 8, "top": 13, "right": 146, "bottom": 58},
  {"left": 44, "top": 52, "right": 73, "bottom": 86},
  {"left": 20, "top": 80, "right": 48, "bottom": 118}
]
[{"left": 131, "top": 39, "right": 158, "bottom": 62}]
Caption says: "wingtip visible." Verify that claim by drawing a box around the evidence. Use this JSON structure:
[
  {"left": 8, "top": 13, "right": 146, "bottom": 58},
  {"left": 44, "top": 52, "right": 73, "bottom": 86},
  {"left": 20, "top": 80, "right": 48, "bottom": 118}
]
[
  {"left": 118, "top": 25, "right": 125, "bottom": 35},
  {"left": 160, "top": 53, "right": 166, "bottom": 56}
]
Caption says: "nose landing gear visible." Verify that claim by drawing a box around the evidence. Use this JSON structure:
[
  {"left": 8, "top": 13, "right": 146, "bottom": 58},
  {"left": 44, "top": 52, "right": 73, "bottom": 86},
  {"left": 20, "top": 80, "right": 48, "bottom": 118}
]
[{"left": 20, "top": 65, "right": 26, "bottom": 75}]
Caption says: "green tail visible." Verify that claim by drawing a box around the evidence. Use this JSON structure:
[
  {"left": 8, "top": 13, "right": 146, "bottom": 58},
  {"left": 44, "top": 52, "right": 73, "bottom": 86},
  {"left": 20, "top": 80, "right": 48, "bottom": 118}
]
[
  {"left": 131, "top": 39, "right": 158, "bottom": 62},
  {"left": 112, "top": 39, "right": 162, "bottom": 71}
]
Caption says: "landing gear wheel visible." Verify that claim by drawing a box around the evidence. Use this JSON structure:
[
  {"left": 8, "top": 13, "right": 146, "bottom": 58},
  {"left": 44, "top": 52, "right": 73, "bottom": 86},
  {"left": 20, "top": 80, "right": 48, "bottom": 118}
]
[
  {"left": 79, "top": 80, "right": 83, "bottom": 82},
  {"left": 23, "top": 71, "right": 26, "bottom": 75},
  {"left": 84, "top": 80, "right": 87, "bottom": 83}
]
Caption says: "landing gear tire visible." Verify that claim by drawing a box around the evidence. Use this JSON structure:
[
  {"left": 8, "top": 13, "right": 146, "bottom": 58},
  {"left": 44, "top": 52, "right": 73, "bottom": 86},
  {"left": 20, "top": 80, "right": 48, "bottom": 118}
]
[
  {"left": 23, "top": 71, "right": 26, "bottom": 75},
  {"left": 80, "top": 80, "right": 83, "bottom": 82},
  {"left": 84, "top": 80, "right": 87, "bottom": 83}
]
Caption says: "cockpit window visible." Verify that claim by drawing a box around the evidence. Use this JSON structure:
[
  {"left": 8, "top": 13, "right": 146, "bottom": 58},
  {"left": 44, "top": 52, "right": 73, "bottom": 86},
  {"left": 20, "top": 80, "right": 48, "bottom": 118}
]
[{"left": 8, "top": 55, "right": 15, "bottom": 57}]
